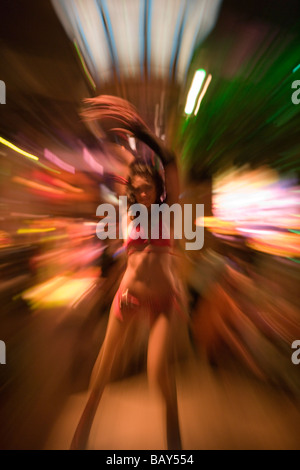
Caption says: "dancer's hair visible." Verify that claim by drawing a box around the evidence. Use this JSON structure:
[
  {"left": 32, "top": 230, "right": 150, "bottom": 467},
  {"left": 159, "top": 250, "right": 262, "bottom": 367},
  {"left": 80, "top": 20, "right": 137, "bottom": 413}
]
[
  {"left": 81, "top": 95, "right": 175, "bottom": 165},
  {"left": 81, "top": 95, "right": 175, "bottom": 205}
]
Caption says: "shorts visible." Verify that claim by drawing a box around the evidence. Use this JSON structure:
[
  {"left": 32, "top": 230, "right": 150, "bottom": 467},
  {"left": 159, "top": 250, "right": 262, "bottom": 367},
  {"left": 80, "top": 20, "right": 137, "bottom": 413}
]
[{"left": 113, "top": 287, "right": 186, "bottom": 323}]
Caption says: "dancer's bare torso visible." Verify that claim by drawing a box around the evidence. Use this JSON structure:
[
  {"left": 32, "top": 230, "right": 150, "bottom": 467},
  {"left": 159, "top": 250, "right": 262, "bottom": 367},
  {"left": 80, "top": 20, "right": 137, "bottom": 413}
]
[{"left": 119, "top": 245, "right": 176, "bottom": 299}]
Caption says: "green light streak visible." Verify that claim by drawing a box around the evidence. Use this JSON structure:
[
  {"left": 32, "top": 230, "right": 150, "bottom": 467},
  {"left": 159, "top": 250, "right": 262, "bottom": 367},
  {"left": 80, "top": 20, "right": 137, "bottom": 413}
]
[
  {"left": 292, "top": 64, "right": 300, "bottom": 73},
  {"left": 74, "top": 40, "right": 96, "bottom": 90}
]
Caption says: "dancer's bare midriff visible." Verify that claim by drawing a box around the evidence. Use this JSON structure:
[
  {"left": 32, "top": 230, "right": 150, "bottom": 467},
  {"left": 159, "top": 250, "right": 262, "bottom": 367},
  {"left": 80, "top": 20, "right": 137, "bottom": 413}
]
[{"left": 119, "top": 245, "right": 176, "bottom": 299}]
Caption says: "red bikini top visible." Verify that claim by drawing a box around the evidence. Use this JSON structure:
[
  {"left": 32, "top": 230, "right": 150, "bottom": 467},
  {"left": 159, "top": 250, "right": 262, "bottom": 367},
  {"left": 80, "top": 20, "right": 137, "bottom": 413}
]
[{"left": 125, "top": 219, "right": 172, "bottom": 251}]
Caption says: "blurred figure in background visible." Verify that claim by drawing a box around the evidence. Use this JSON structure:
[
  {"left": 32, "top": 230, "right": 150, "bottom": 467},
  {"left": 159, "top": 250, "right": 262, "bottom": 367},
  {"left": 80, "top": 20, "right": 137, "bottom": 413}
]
[{"left": 187, "top": 166, "right": 300, "bottom": 398}]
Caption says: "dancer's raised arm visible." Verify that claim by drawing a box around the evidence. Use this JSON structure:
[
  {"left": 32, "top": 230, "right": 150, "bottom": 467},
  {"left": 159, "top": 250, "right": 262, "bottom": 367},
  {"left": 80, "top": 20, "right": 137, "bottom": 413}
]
[{"left": 82, "top": 95, "right": 180, "bottom": 204}]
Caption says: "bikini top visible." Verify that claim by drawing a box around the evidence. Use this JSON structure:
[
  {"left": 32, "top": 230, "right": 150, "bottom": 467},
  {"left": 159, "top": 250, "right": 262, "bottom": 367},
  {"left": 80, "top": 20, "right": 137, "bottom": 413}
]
[{"left": 125, "top": 218, "right": 172, "bottom": 252}]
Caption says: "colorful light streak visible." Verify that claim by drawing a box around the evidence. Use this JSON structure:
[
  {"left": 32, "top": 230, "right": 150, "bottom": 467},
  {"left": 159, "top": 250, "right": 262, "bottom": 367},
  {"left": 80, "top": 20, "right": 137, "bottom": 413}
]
[
  {"left": 17, "top": 228, "right": 56, "bottom": 234},
  {"left": 73, "top": 39, "right": 96, "bottom": 90},
  {"left": 44, "top": 148, "right": 75, "bottom": 174},
  {"left": 194, "top": 74, "right": 212, "bottom": 115},
  {"left": 184, "top": 69, "right": 206, "bottom": 115},
  {"left": 12, "top": 176, "right": 65, "bottom": 195},
  {"left": 0, "top": 136, "right": 39, "bottom": 161}
]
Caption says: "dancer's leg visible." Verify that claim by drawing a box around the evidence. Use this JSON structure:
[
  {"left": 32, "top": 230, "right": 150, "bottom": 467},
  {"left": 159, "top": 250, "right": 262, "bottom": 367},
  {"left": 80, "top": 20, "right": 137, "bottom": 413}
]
[
  {"left": 70, "top": 309, "right": 128, "bottom": 450},
  {"left": 147, "top": 313, "right": 182, "bottom": 450}
]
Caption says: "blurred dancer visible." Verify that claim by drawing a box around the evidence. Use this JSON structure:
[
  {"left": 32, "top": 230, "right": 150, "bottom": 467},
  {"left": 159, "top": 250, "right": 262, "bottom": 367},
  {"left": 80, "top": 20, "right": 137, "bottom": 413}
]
[{"left": 70, "top": 96, "right": 185, "bottom": 450}]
